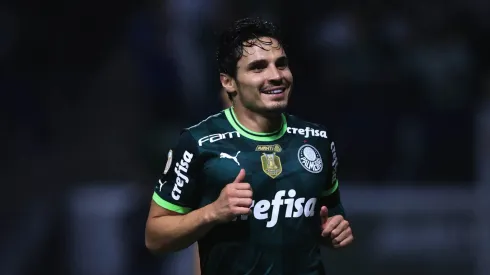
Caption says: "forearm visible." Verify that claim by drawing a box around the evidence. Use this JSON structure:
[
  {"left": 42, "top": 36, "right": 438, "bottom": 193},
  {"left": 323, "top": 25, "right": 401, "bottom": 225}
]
[
  {"left": 145, "top": 204, "right": 217, "bottom": 253},
  {"left": 319, "top": 189, "right": 346, "bottom": 218}
]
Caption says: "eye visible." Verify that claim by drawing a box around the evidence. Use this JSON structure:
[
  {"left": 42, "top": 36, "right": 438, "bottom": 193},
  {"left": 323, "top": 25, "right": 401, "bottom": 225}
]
[
  {"left": 276, "top": 58, "right": 289, "bottom": 70},
  {"left": 249, "top": 64, "right": 266, "bottom": 73}
]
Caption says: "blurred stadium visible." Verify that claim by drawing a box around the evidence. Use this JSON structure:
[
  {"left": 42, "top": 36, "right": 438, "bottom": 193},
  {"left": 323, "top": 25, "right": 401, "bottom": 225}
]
[{"left": 1, "top": 0, "right": 489, "bottom": 274}]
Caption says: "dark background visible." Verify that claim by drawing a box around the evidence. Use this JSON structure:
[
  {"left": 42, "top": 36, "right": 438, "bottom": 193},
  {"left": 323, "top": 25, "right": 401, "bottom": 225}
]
[{"left": 2, "top": 0, "right": 489, "bottom": 274}]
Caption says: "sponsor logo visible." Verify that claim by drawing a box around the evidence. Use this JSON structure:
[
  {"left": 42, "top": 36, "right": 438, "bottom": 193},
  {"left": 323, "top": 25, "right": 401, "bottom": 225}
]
[
  {"left": 198, "top": 131, "right": 240, "bottom": 146},
  {"left": 234, "top": 189, "right": 317, "bottom": 228},
  {"left": 298, "top": 144, "right": 323, "bottom": 173},
  {"left": 255, "top": 144, "right": 282, "bottom": 153},
  {"left": 171, "top": 150, "right": 193, "bottom": 200},
  {"left": 330, "top": 142, "right": 338, "bottom": 183},
  {"left": 219, "top": 151, "right": 241, "bottom": 166},
  {"left": 287, "top": 127, "right": 327, "bottom": 139},
  {"left": 158, "top": 179, "right": 166, "bottom": 192},
  {"left": 163, "top": 149, "right": 173, "bottom": 175}
]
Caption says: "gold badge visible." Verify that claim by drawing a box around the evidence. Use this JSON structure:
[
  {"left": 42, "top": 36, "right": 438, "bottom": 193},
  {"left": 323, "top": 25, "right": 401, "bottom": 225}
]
[{"left": 260, "top": 152, "right": 282, "bottom": 179}]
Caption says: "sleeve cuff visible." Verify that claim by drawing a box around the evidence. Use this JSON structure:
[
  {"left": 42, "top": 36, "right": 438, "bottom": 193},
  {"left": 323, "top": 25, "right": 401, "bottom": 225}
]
[
  {"left": 327, "top": 203, "right": 346, "bottom": 218},
  {"left": 320, "top": 180, "right": 339, "bottom": 197},
  {"left": 152, "top": 192, "right": 192, "bottom": 214}
]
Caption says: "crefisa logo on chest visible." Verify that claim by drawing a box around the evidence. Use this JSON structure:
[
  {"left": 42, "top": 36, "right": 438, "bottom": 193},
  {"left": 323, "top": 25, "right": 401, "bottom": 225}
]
[{"left": 297, "top": 144, "right": 323, "bottom": 173}]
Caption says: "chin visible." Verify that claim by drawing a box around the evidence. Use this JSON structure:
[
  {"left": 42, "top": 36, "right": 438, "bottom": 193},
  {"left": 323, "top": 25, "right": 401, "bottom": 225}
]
[{"left": 263, "top": 102, "right": 288, "bottom": 113}]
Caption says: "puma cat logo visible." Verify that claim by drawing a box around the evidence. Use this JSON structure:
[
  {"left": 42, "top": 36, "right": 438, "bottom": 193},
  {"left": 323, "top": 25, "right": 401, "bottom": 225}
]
[
  {"left": 158, "top": 179, "right": 166, "bottom": 192},
  {"left": 220, "top": 151, "right": 241, "bottom": 166}
]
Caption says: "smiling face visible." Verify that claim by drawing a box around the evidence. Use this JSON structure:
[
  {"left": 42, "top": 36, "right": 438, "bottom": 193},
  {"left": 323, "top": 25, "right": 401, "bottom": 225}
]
[{"left": 220, "top": 37, "right": 293, "bottom": 115}]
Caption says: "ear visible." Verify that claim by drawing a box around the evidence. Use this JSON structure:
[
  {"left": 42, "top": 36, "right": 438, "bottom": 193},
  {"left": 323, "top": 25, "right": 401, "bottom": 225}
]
[{"left": 220, "top": 73, "right": 237, "bottom": 93}]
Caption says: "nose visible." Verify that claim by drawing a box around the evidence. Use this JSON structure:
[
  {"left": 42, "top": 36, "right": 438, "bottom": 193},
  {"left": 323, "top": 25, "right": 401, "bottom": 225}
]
[{"left": 267, "top": 65, "right": 282, "bottom": 82}]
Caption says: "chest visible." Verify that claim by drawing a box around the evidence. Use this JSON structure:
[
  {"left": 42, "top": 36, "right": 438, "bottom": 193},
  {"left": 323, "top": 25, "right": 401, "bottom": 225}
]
[{"left": 199, "top": 139, "right": 329, "bottom": 202}]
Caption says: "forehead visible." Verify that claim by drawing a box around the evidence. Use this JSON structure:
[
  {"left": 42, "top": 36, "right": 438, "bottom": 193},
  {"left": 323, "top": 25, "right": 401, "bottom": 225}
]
[{"left": 237, "top": 37, "right": 286, "bottom": 65}]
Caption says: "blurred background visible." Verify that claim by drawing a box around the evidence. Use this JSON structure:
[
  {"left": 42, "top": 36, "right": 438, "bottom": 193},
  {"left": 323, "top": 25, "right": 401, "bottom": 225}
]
[{"left": 1, "top": 0, "right": 489, "bottom": 274}]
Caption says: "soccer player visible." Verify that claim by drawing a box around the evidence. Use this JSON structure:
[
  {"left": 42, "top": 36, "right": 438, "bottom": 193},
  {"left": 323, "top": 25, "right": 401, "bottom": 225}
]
[{"left": 145, "top": 17, "right": 354, "bottom": 275}]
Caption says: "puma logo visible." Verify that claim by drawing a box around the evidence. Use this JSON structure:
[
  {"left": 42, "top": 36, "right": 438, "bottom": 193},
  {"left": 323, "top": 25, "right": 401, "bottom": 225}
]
[
  {"left": 220, "top": 151, "right": 241, "bottom": 166},
  {"left": 158, "top": 179, "right": 166, "bottom": 192}
]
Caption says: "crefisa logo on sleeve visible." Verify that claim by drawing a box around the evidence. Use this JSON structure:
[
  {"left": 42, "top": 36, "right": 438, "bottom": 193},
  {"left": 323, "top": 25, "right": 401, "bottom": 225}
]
[{"left": 171, "top": 150, "right": 193, "bottom": 200}]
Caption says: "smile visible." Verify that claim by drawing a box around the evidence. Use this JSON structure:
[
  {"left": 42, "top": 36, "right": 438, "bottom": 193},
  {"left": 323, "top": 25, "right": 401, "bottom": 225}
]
[{"left": 261, "top": 88, "right": 285, "bottom": 95}]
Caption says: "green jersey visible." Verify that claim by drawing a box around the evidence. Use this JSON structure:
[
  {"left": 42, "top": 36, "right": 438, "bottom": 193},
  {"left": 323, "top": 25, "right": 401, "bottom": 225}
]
[{"left": 153, "top": 107, "right": 343, "bottom": 275}]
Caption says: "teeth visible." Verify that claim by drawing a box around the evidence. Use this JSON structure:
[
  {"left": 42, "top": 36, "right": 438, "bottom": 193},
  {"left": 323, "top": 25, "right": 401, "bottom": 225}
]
[{"left": 264, "top": 89, "right": 283, "bottom": 94}]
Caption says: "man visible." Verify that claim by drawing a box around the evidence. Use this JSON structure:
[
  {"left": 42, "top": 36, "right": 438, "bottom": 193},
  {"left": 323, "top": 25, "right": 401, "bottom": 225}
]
[{"left": 145, "top": 18, "right": 353, "bottom": 275}]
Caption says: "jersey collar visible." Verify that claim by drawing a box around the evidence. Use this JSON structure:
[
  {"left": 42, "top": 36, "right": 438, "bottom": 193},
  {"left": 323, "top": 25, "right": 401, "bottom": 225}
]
[{"left": 224, "top": 107, "right": 287, "bottom": 142}]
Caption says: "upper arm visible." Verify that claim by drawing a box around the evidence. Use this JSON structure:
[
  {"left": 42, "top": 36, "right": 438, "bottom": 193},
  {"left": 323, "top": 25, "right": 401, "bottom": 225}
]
[
  {"left": 321, "top": 139, "right": 339, "bottom": 198},
  {"left": 319, "top": 138, "right": 344, "bottom": 216},
  {"left": 152, "top": 130, "right": 202, "bottom": 215},
  {"left": 148, "top": 200, "right": 183, "bottom": 219}
]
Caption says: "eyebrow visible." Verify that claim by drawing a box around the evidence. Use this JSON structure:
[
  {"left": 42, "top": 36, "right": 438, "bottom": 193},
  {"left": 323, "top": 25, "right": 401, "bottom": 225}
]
[{"left": 246, "top": 56, "right": 288, "bottom": 70}]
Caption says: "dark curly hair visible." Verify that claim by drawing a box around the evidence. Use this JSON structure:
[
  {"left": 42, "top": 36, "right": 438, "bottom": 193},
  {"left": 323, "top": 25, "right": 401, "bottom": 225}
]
[{"left": 216, "top": 17, "right": 285, "bottom": 79}]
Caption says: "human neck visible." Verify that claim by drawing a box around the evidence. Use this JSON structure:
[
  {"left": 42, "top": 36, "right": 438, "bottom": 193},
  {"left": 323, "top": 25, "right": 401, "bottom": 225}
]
[{"left": 232, "top": 104, "right": 283, "bottom": 133}]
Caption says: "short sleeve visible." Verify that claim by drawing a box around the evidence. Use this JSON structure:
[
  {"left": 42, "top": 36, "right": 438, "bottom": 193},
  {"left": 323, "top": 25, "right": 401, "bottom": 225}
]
[
  {"left": 321, "top": 139, "right": 339, "bottom": 198},
  {"left": 152, "top": 130, "right": 201, "bottom": 214}
]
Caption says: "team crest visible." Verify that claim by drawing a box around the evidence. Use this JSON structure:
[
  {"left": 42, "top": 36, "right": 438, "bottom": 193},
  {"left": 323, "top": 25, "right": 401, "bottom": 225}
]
[
  {"left": 297, "top": 144, "right": 323, "bottom": 173},
  {"left": 261, "top": 152, "right": 282, "bottom": 179},
  {"left": 163, "top": 149, "right": 173, "bottom": 174}
]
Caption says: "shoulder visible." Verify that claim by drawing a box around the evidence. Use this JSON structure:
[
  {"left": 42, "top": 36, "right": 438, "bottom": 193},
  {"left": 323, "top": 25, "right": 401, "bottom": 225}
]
[
  {"left": 180, "top": 110, "right": 229, "bottom": 140},
  {"left": 285, "top": 113, "right": 331, "bottom": 140},
  {"left": 178, "top": 110, "right": 239, "bottom": 148}
]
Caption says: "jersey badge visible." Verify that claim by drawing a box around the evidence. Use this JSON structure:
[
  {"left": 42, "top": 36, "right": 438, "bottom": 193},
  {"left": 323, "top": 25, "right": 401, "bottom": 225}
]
[
  {"left": 298, "top": 144, "right": 323, "bottom": 173},
  {"left": 163, "top": 149, "right": 173, "bottom": 175},
  {"left": 260, "top": 152, "right": 282, "bottom": 179}
]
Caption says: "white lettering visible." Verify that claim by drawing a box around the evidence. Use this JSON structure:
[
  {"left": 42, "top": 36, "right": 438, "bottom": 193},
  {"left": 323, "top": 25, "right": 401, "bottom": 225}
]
[
  {"left": 300, "top": 157, "right": 323, "bottom": 172},
  {"left": 284, "top": 189, "right": 296, "bottom": 218},
  {"left": 267, "top": 190, "right": 286, "bottom": 227},
  {"left": 198, "top": 131, "right": 240, "bottom": 146},
  {"left": 171, "top": 150, "right": 194, "bottom": 200},
  {"left": 287, "top": 127, "right": 327, "bottom": 139},
  {"left": 172, "top": 184, "right": 181, "bottom": 199},
  {"left": 254, "top": 200, "right": 270, "bottom": 220},
  {"left": 304, "top": 198, "right": 316, "bottom": 217},
  {"left": 235, "top": 189, "right": 317, "bottom": 228},
  {"left": 293, "top": 198, "right": 305, "bottom": 217}
]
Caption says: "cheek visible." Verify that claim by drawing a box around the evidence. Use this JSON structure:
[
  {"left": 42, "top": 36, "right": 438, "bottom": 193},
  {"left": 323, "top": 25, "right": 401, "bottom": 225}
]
[
  {"left": 239, "top": 78, "right": 264, "bottom": 94},
  {"left": 282, "top": 70, "right": 293, "bottom": 82},
  {"left": 238, "top": 86, "right": 260, "bottom": 102}
]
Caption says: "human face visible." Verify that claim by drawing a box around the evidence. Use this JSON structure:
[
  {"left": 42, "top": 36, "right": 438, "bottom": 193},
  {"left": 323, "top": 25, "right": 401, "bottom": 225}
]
[{"left": 221, "top": 37, "right": 293, "bottom": 114}]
